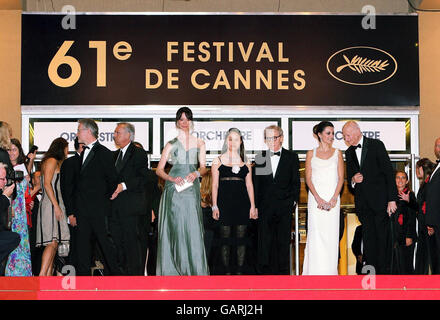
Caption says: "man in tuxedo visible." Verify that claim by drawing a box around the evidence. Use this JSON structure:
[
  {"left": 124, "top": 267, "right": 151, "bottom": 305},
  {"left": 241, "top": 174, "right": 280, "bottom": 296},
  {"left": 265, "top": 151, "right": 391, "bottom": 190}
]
[
  {"left": 109, "top": 123, "right": 149, "bottom": 275},
  {"left": 343, "top": 120, "right": 397, "bottom": 274},
  {"left": 75, "top": 119, "right": 122, "bottom": 276},
  {"left": 425, "top": 137, "right": 440, "bottom": 273},
  {"left": 0, "top": 164, "right": 20, "bottom": 267},
  {"left": 253, "top": 125, "right": 300, "bottom": 275},
  {"left": 60, "top": 137, "right": 84, "bottom": 270}
]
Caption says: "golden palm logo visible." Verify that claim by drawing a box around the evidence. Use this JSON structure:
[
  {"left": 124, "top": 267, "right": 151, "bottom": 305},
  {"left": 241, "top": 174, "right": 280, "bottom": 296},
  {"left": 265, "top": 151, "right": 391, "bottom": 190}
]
[
  {"left": 327, "top": 46, "right": 398, "bottom": 86},
  {"left": 336, "top": 55, "right": 389, "bottom": 74}
]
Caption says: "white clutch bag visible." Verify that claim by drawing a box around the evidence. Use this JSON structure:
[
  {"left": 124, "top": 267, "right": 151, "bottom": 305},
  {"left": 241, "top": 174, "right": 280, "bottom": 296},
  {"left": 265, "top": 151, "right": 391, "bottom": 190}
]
[{"left": 175, "top": 179, "right": 193, "bottom": 192}]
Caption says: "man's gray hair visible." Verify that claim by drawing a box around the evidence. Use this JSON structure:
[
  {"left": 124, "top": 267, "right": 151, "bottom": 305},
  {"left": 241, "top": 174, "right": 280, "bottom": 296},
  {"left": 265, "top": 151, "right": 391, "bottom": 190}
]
[
  {"left": 264, "top": 125, "right": 283, "bottom": 139},
  {"left": 0, "top": 162, "right": 7, "bottom": 171},
  {"left": 118, "top": 122, "right": 135, "bottom": 141},
  {"left": 78, "top": 119, "right": 99, "bottom": 138}
]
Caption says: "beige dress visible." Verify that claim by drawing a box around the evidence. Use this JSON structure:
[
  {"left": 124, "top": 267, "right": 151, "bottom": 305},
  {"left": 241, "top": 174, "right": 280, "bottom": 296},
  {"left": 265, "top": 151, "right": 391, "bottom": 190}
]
[{"left": 36, "top": 172, "right": 70, "bottom": 247}]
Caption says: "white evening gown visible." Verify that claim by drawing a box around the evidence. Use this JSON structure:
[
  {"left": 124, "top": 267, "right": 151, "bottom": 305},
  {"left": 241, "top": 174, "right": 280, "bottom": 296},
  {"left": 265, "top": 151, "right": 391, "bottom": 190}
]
[{"left": 302, "top": 148, "right": 340, "bottom": 275}]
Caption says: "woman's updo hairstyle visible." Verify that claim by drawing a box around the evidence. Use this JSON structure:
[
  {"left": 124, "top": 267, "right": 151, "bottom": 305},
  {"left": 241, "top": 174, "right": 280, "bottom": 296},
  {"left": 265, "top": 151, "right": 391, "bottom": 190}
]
[{"left": 313, "top": 121, "right": 334, "bottom": 142}]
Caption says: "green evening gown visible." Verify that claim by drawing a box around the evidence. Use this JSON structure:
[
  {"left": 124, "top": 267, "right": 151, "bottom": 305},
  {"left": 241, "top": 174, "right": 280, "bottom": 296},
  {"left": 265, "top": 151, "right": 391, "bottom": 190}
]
[{"left": 156, "top": 138, "right": 209, "bottom": 275}]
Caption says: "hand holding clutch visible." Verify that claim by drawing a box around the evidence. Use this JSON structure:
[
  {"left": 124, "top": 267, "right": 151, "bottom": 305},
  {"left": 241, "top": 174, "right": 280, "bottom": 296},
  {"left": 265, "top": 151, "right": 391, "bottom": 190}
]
[{"left": 175, "top": 179, "right": 193, "bottom": 192}]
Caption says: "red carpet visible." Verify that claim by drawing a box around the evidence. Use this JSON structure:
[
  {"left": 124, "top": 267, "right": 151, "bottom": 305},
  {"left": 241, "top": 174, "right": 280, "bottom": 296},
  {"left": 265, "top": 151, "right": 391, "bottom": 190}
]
[{"left": 1, "top": 275, "right": 440, "bottom": 300}]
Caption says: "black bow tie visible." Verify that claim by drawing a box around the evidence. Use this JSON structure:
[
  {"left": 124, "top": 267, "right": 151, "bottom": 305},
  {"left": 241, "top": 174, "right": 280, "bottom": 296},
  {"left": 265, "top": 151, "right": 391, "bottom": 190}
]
[
  {"left": 83, "top": 145, "right": 90, "bottom": 150},
  {"left": 436, "top": 159, "right": 440, "bottom": 164},
  {"left": 354, "top": 144, "right": 362, "bottom": 149},
  {"left": 270, "top": 151, "right": 281, "bottom": 157}
]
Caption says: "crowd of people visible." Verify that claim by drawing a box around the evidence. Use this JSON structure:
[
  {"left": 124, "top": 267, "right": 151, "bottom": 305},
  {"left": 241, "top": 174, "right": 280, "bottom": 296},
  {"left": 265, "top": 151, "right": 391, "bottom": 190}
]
[{"left": 1, "top": 109, "right": 440, "bottom": 276}]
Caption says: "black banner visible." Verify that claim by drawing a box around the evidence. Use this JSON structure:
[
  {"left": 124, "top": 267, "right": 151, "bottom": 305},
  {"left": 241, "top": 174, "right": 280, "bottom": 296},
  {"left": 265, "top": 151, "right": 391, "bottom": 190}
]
[{"left": 21, "top": 14, "right": 419, "bottom": 106}]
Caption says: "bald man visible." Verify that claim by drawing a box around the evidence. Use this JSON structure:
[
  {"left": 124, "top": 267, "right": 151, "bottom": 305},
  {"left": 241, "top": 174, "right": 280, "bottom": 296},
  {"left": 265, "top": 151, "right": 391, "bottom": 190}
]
[{"left": 342, "top": 121, "right": 398, "bottom": 274}]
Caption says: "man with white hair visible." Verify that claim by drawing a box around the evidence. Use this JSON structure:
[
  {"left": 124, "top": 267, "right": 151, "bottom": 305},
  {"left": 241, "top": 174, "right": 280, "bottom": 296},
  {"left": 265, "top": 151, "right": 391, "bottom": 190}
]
[
  {"left": 109, "top": 122, "right": 149, "bottom": 275},
  {"left": 342, "top": 120, "right": 397, "bottom": 274}
]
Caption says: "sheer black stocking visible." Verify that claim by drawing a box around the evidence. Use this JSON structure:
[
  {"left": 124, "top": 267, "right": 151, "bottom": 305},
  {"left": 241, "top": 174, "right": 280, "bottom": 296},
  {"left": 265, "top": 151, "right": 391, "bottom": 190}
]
[{"left": 220, "top": 226, "right": 231, "bottom": 275}]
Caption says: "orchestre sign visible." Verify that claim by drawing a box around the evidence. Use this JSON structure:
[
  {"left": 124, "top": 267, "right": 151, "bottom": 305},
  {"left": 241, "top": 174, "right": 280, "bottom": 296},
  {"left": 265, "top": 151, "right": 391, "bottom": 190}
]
[
  {"left": 32, "top": 121, "right": 150, "bottom": 152},
  {"left": 162, "top": 120, "right": 280, "bottom": 153},
  {"left": 21, "top": 14, "right": 419, "bottom": 106},
  {"left": 290, "top": 120, "right": 408, "bottom": 151}
]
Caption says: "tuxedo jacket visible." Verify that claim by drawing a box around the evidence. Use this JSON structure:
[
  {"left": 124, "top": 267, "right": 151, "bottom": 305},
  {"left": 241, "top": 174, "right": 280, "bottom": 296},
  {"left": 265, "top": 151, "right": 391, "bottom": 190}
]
[
  {"left": 426, "top": 165, "right": 440, "bottom": 227},
  {"left": 75, "top": 141, "right": 118, "bottom": 218},
  {"left": 253, "top": 148, "right": 300, "bottom": 215},
  {"left": 0, "top": 148, "right": 12, "bottom": 172},
  {"left": 345, "top": 137, "right": 398, "bottom": 215},
  {"left": 60, "top": 153, "right": 80, "bottom": 217},
  {"left": 0, "top": 192, "right": 10, "bottom": 231},
  {"left": 112, "top": 143, "right": 149, "bottom": 216}
]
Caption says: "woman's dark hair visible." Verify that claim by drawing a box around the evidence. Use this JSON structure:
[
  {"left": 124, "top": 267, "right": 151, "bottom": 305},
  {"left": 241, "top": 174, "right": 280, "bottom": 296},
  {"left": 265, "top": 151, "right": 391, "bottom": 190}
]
[
  {"left": 313, "top": 121, "right": 334, "bottom": 142},
  {"left": 10, "top": 138, "right": 27, "bottom": 165},
  {"left": 42, "top": 137, "right": 68, "bottom": 164},
  {"left": 416, "top": 158, "right": 436, "bottom": 182},
  {"left": 395, "top": 170, "right": 409, "bottom": 181},
  {"left": 175, "top": 107, "right": 193, "bottom": 124}
]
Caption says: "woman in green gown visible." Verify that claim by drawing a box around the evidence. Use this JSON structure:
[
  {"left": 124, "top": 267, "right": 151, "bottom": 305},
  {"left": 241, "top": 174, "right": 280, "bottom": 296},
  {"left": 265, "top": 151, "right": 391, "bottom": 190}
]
[{"left": 156, "top": 107, "right": 209, "bottom": 275}]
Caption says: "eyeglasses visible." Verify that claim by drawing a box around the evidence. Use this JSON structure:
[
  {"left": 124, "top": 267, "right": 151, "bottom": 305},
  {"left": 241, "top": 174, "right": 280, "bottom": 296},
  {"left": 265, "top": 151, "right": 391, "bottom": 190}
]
[{"left": 265, "top": 135, "right": 281, "bottom": 142}]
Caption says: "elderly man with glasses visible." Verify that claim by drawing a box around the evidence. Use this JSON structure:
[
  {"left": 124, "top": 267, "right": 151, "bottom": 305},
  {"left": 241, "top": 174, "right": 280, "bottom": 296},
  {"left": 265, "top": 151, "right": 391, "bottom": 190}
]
[{"left": 253, "top": 125, "right": 300, "bottom": 275}]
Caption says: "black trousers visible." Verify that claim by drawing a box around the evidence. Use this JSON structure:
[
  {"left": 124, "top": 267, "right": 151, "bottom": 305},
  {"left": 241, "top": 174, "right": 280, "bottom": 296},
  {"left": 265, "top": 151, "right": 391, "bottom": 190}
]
[
  {"left": 67, "top": 223, "right": 78, "bottom": 270},
  {"left": 109, "top": 213, "right": 149, "bottom": 275},
  {"left": 431, "top": 226, "right": 440, "bottom": 274},
  {"left": 0, "top": 231, "right": 20, "bottom": 273},
  {"left": 359, "top": 210, "right": 391, "bottom": 275},
  {"left": 258, "top": 208, "right": 292, "bottom": 275},
  {"left": 415, "top": 215, "right": 434, "bottom": 274},
  {"left": 76, "top": 215, "right": 121, "bottom": 276}
]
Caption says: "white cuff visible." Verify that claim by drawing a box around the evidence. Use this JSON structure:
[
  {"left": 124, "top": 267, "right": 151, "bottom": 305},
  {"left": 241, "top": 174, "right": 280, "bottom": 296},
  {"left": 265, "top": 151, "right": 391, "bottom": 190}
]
[{"left": 121, "top": 182, "right": 127, "bottom": 191}]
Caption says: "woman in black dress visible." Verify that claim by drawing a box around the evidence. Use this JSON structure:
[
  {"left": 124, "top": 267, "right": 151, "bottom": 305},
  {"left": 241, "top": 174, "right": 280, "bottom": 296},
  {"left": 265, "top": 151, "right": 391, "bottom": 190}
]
[
  {"left": 211, "top": 128, "right": 257, "bottom": 275},
  {"left": 414, "top": 158, "right": 436, "bottom": 274}
]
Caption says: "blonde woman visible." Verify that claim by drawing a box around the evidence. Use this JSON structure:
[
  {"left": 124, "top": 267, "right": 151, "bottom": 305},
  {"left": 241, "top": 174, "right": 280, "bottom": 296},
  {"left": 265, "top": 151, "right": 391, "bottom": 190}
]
[{"left": 0, "top": 121, "right": 13, "bottom": 169}]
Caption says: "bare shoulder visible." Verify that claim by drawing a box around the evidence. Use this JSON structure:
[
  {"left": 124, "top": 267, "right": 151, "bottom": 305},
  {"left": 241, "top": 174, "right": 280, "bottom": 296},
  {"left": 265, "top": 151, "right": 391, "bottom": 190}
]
[
  {"left": 197, "top": 138, "right": 205, "bottom": 148},
  {"left": 212, "top": 156, "right": 221, "bottom": 167},
  {"left": 306, "top": 150, "right": 313, "bottom": 158}
]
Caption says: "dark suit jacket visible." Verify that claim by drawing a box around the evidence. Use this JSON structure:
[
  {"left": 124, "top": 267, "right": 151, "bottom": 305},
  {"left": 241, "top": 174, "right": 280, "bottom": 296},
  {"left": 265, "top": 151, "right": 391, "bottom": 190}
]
[
  {"left": 426, "top": 165, "right": 440, "bottom": 227},
  {"left": 0, "top": 193, "right": 11, "bottom": 231},
  {"left": 253, "top": 147, "right": 300, "bottom": 215},
  {"left": 0, "top": 148, "right": 13, "bottom": 172},
  {"left": 345, "top": 137, "right": 398, "bottom": 215},
  {"left": 60, "top": 153, "right": 80, "bottom": 217},
  {"left": 112, "top": 143, "right": 149, "bottom": 216},
  {"left": 75, "top": 141, "right": 118, "bottom": 218}
]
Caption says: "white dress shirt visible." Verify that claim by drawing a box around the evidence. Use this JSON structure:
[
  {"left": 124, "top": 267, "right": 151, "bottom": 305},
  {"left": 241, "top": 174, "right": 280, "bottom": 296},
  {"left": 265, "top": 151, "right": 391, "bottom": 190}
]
[
  {"left": 352, "top": 135, "right": 364, "bottom": 188},
  {"left": 82, "top": 139, "right": 97, "bottom": 164},
  {"left": 431, "top": 161, "right": 440, "bottom": 181},
  {"left": 355, "top": 135, "right": 364, "bottom": 166},
  {"left": 117, "top": 143, "right": 131, "bottom": 191},
  {"left": 270, "top": 147, "right": 282, "bottom": 178}
]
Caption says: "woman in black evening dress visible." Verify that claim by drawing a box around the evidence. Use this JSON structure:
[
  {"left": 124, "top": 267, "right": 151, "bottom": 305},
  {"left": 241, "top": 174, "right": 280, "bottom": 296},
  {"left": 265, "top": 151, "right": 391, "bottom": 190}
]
[{"left": 211, "top": 128, "right": 257, "bottom": 275}]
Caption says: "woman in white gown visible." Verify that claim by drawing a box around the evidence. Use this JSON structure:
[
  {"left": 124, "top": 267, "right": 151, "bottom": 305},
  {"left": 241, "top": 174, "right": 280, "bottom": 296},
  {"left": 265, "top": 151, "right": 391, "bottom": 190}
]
[{"left": 302, "top": 121, "right": 344, "bottom": 275}]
